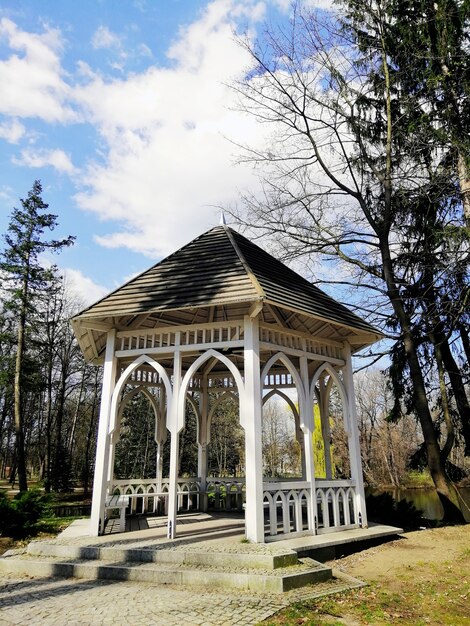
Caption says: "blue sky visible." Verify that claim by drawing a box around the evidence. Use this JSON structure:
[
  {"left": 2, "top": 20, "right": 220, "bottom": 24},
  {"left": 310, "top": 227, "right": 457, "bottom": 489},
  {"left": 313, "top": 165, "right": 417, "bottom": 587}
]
[{"left": 0, "top": 0, "right": 332, "bottom": 306}]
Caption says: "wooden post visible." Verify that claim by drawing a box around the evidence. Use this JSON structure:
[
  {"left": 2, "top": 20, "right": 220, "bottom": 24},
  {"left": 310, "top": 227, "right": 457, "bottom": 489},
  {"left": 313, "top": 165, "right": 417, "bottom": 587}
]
[
  {"left": 243, "top": 315, "right": 264, "bottom": 543},
  {"left": 155, "top": 389, "right": 166, "bottom": 514},
  {"left": 319, "top": 377, "right": 333, "bottom": 480},
  {"left": 167, "top": 338, "right": 182, "bottom": 539},
  {"left": 90, "top": 329, "right": 117, "bottom": 535},
  {"left": 300, "top": 351, "right": 317, "bottom": 534},
  {"left": 198, "top": 375, "right": 209, "bottom": 512},
  {"left": 342, "top": 342, "right": 368, "bottom": 527}
]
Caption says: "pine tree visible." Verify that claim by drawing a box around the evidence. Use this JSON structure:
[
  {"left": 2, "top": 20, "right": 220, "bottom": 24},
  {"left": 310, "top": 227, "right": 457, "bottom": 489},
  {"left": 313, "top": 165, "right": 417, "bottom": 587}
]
[{"left": 0, "top": 181, "right": 75, "bottom": 491}]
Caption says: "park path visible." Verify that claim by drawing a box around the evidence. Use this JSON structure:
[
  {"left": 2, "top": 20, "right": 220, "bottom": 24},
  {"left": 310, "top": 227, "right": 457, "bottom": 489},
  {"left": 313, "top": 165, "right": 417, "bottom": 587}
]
[{"left": 0, "top": 570, "right": 356, "bottom": 626}]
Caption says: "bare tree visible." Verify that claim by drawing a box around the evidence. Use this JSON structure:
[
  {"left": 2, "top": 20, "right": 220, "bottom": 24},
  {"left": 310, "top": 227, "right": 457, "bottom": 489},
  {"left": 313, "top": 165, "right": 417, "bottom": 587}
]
[
  {"left": 262, "top": 399, "right": 301, "bottom": 478},
  {"left": 231, "top": 2, "right": 468, "bottom": 519}
]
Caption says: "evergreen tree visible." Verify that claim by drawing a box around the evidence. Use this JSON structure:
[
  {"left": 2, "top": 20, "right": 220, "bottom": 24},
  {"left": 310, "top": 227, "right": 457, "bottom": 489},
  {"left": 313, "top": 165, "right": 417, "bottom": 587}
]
[{"left": 0, "top": 181, "right": 74, "bottom": 491}]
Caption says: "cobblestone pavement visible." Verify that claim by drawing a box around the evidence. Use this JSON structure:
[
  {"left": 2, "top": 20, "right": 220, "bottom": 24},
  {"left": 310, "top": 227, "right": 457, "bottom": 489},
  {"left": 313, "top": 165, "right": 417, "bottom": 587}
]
[{"left": 0, "top": 571, "right": 361, "bottom": 626}]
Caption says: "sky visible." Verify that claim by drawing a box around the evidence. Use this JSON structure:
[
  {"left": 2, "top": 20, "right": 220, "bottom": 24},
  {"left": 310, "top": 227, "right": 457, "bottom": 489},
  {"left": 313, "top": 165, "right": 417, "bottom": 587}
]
[{"left": 0, "top": 0, "right": 333, "bottom": 307}]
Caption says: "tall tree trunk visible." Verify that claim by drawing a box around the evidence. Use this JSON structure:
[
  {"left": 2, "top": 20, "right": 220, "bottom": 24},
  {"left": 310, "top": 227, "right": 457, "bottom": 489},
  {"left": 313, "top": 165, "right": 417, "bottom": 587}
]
[
  {"left": 435, "top": 343, "right": 455, "bottom": 463},
  {"left": 380, "top": 240, "right": 464, "bottom": 522},
  {"left": 438, "top": 333, "right": 470, "bottom": 455},
  {"left": 44, "top": 345, "right": 54, "bottom": 493},
  {"left": 458, "top": 323, "right": 470, "bottom": 370},
  {"left": 83, "top": 373, "right": 100, "bottom": 497},
  {"left": 67, "top": 368, "right": 86, "bottom": 458},
  {"left": 14, "top": 286, "right": 28, "bottom": 492},
  {"left": 52, "top": 370, "right": 68, "bottom": 491}
]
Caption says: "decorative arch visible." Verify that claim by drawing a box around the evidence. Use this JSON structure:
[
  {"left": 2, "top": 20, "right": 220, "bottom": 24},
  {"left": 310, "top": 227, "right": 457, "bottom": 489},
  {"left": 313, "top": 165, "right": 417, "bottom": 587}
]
[
  {"left": 185, "top": 392, "right": 201, "bottom": 422},
  {"left": 310, "top": 362, "right": 348, "bottom": 429},
  {"left": 261, "top": 352, "right": 306, "bottom": 421},
  {"left": 207, "top": 390, "right": 238, "bottom": 439},
  {"left": 262, "top": 388, "right": 299, "bottom": 422},
  {"left": 262, "top": 388, "right": 304, "bottom": 475},
  {"left": 116, "top": 386, "right": 159, "bottom": 429},
  {"left": 108, "top": 355, "right": 172, "bottom": 435},
  {"left": 178, "top": 349, "right": 245, "bottom": 431}
]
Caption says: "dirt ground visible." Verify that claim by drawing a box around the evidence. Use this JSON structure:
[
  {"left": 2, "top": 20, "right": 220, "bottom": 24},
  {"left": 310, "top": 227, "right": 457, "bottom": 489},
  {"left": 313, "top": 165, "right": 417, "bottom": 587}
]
[
  {"left": 333, "top": 525, "right": 470, "bottom": 580},
  {"left": 263, "top": 525, "right": 470, "bottom": 626},
  {"left": 319, "top": 525, "right": 470, "bottom": 626}
]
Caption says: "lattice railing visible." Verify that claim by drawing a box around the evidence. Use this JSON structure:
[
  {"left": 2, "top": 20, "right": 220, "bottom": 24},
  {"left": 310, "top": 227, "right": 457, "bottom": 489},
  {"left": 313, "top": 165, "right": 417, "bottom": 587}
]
[
  {"left": 263, "top": 481, "right": 313, "bottom": 539},
  {"left": 109, "top": 477, "right": 359, "bottom": 535},
  {"left": 110, "top": 477, "right": 246, "bottom": 515},
  {"left": 116, "top": 321, "right": 244, "bottom": 354},
  {"left": 259, "top": 324, "right": 343, "bottom": 362},
  {"left": 315, "top": 480, "right": 359, "bottom": 532},
  {"left": 110, "top": 478, "right": 200, "bottom": 514},
  {"left": 206, "top": 479, "right": 245, "bottom": 512}
]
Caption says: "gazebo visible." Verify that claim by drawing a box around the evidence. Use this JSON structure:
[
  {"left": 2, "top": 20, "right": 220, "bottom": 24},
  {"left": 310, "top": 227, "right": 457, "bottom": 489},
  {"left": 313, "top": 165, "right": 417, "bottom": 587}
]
[{"left": 71, "top": 225, "right": 381, "bottom": 543}]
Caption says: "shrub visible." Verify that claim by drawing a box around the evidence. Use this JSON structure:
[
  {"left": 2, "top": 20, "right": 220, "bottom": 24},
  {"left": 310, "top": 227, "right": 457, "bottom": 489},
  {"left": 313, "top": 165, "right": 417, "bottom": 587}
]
[
  {"left": 0, "top": 489, "right": 51, "bottom": 539},
  {"left": 0, "top": 490, "right": 23, "bottom": 537}
]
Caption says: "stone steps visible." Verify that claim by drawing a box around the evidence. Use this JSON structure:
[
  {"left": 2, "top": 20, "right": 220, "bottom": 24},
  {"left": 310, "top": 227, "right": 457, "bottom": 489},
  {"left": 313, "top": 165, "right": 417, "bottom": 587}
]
[
  {"left": 25, "top": 540, "right": 299, "bottom": 570},
  {"left": 0, "top": 548, "right": 332, "bottom": 593}
]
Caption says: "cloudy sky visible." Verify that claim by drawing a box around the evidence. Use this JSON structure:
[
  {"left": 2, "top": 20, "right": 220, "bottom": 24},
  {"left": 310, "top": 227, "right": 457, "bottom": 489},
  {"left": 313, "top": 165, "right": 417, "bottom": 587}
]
[{"left": 0, "top": 0, "right": 332, "bottom": 306}]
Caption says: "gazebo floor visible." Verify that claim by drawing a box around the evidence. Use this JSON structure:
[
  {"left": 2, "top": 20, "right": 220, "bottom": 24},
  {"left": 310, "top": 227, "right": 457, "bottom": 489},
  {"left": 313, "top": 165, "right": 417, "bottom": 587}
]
[{"left": 70, "top": 511, "right": 402, "bottom": 560}]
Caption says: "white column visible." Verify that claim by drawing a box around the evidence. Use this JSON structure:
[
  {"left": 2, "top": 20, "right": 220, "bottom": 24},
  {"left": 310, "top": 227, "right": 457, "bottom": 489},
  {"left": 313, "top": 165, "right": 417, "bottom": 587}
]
[
  {"left": 155, "top": 389, "right": 166, "bottom": 513},
  {"left": 167, "top": 340, "right": 182, "bottom": 539},
  {"left": 300, "top": 352, "right": 317, "bottom": 534},
  {"left": 198, "top": 376, "right": 209, "bottom": 512},
  {"left": 243, "top": 315, "right": 264, "bottom": 543},
  {"left": 90, "top": 329, "right": 117, "bottom": 535},
  {"left": 342, "top": 342, "right": 368, "bottom": 527},
  {"left": 106, "top": 434, "right": 116, "bottom": 485},
  {"left": 319, "top": 377, "right": 333, "bottom": 479}
]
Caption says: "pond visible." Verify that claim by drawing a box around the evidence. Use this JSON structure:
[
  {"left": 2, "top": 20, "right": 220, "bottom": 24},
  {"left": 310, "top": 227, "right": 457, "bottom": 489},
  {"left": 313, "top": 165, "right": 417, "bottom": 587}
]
[{"left": 370, "top": 487, "right": 470, "bottom": 522}]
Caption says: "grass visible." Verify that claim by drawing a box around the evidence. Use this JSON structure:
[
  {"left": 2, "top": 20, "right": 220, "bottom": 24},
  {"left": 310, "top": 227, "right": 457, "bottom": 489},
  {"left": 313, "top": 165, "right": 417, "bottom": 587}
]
[
  {"left": 33, "top": 515, "right": 82, "bottom": 535},
  {"left": 403, "top": 470, "right": 434, "bottom": 488},
  {"left": 260, "top": 542, "right": 470, "bottom": 626},
  {"left": 0, "top": 515, "right": 81, "bottom": 556}
]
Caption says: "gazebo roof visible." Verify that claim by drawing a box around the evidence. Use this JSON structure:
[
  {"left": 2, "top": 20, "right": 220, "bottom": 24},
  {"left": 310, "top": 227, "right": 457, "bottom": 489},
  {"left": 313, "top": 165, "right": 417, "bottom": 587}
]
[{"left": 72, "top": 225, "right": 382, "bottom": 362}]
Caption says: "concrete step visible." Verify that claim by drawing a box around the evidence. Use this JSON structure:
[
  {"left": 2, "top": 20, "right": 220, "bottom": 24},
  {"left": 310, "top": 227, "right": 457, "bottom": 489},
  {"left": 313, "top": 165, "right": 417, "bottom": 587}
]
[
  {"left": 26, "top": 540, "right": 299, "bottom": 570},
  {"left": 0, "top": 550, "right": 332, "bottom": 593}
]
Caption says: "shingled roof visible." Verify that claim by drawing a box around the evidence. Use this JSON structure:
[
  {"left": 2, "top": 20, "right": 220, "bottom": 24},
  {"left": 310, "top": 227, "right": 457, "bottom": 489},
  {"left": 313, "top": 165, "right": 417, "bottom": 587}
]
[{"left": 72, "top": 225, "right": 381, "bottom": 361}]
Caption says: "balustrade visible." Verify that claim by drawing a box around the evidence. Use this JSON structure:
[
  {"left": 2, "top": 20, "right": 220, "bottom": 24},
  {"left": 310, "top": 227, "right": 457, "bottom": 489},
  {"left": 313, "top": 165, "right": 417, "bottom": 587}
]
[
  {"left": 262, "top": 481, "right": 312, "bottom": 539},
  {"left": 315, "top": 480, "right": 359, "bottom": 533},
  {"left": 116, "top": 321, "right": 244, "bottom": 356},
  {"left": 109, "top": 477, "right": 359, "bottom": 537},
  {"left": 259, "top": 324, "right": 344, "bottom": 363}
]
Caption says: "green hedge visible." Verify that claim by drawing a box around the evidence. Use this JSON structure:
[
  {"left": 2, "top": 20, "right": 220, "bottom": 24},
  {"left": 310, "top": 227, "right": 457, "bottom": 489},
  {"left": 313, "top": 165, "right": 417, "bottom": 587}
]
[{"left": 0, "top": 489, "right": 51, "bottom": 539}]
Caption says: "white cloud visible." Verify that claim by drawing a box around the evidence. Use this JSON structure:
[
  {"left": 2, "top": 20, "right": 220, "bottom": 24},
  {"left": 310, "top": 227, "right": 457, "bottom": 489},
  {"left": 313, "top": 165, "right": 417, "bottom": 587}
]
[
  {"left": 63, "top": 268, "right": 109, "bottom": 307},
  {"left": 0, "top": 119, "right": 25, "bottom": 143},
  {"left": 13, "top": 148, "right": 77, "bottom": 174},
  {"left": 72, "top": 0, "right": 268, "bottom": 257},
  {"left": 0, "top": 2, "right": 271, "bottom": 258},
  {"left": 0, "top": 18, "right": 75, "bottom": 122},
  {"left": 91, "top": 25, "right": 122, "bottom": 50}
]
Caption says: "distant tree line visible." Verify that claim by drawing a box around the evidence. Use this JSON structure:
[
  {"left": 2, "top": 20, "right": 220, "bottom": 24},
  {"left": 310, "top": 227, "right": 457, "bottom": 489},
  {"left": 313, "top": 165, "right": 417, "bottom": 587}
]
[{"left": 0, "top": 181, "right": 101, "bottom": 495}]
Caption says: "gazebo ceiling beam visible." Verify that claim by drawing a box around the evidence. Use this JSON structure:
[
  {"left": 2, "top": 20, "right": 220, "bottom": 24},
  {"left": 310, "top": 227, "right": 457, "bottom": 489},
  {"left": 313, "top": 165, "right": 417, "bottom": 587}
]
[
  {"left": 266, "top": 304, "right": 288, "bottom": 328},
  {"left": 79, "top": 319, "right": 113, "bottom": 332}
]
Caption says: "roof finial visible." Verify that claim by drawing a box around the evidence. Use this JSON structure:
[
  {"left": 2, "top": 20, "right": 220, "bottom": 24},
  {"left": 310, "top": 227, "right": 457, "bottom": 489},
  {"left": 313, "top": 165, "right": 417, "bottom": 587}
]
[{"left": 219, "top": 211, "right": 227, "bottom": 226}]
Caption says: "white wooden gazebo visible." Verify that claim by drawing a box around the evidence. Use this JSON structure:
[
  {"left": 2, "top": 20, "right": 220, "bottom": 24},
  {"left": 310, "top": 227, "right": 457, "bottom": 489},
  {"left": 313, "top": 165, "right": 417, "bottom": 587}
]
[{"left": 71, "top": 225, "right": 381, "bottom": 543}]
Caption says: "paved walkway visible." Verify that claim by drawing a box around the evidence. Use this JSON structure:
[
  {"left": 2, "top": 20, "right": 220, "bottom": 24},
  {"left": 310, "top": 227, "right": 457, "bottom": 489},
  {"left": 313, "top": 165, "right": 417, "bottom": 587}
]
[{"left": 0, "top": 571, "right": 359, "bottom": 626}]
